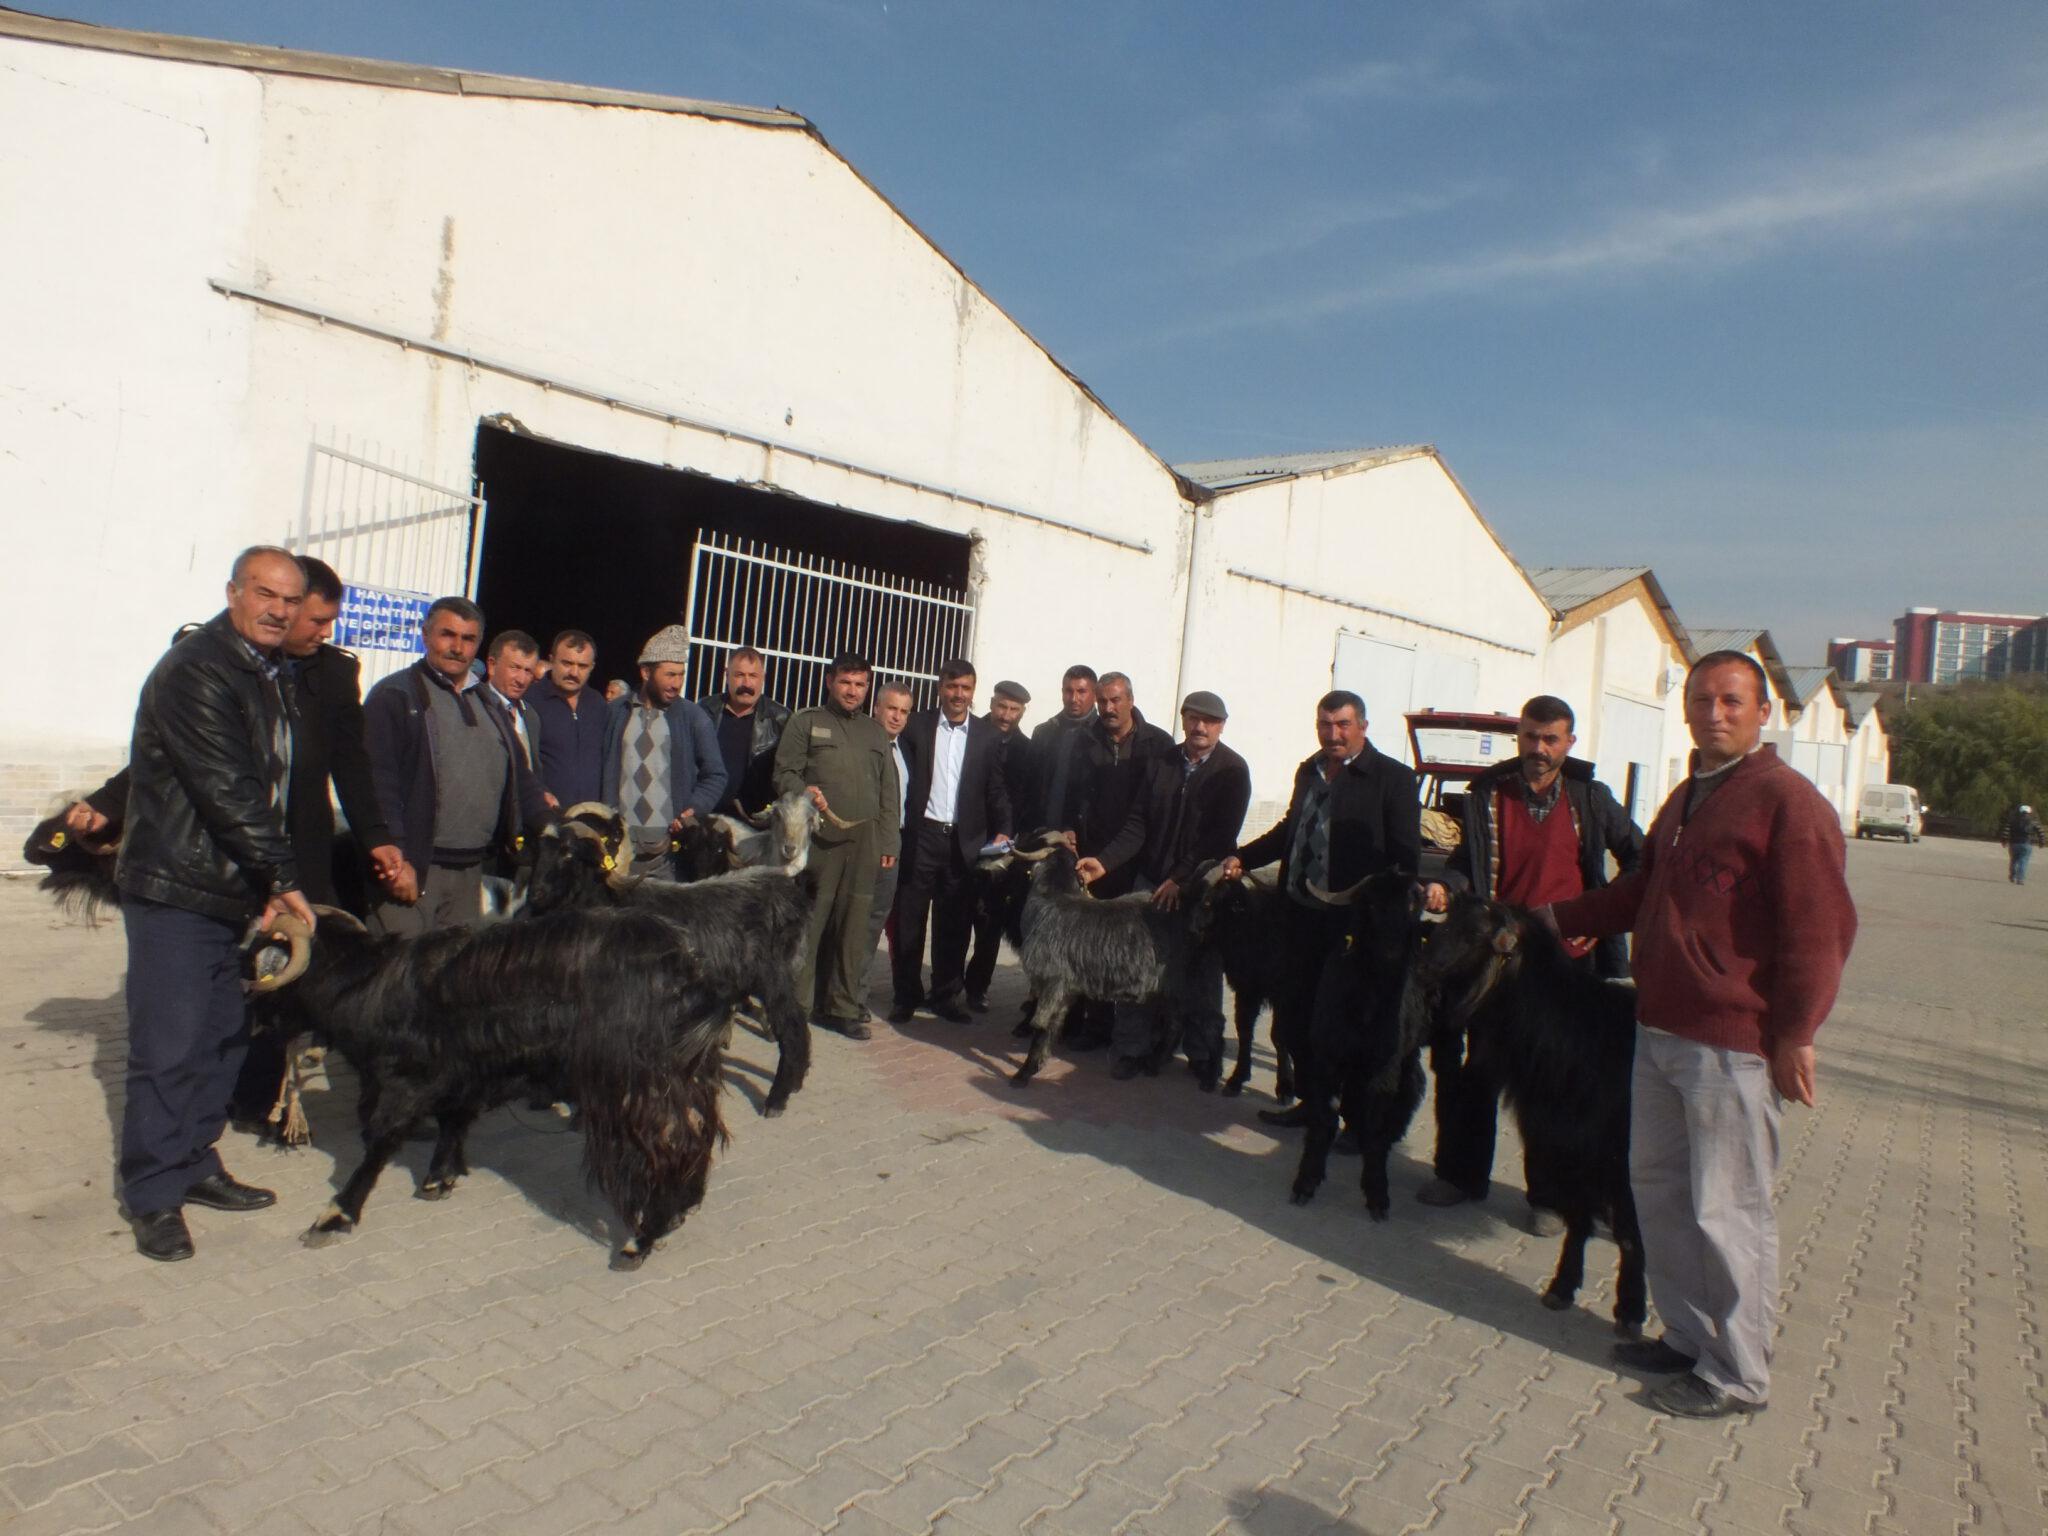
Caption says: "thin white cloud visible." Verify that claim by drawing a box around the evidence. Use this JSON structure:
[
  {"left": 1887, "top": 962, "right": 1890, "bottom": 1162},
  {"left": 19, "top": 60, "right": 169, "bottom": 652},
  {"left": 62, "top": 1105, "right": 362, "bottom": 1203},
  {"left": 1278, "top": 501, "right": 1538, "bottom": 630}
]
[
  {"left": 1133, "top": 110, "right": 2048, "bottom": 349},
  {"left": 1204, "top": 182, "right": 1496, "bottom": 270}
]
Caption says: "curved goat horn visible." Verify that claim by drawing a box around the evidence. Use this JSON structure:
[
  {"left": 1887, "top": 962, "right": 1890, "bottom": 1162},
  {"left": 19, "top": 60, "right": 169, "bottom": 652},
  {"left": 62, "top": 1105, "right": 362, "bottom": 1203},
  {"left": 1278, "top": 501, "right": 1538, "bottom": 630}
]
[
  {"left": 817, "top": 807, "right": 868, "bottom": 831},
  {"left": 1306, "top": 874, "right": 1372, "bottom": 906},
  {"left": 248, "top": 913, "right": 315, "bottom": 993},
  {"left": 1010, "top": 844, "right": 1061, "bottom": 862}
]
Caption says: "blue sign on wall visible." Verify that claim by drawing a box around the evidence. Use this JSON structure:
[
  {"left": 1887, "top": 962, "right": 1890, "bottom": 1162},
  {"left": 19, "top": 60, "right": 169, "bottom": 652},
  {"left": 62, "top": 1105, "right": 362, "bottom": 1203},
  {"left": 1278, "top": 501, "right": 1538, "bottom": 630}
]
[{"left": 335, "top": 585, "right": 432, "bottom": 654}]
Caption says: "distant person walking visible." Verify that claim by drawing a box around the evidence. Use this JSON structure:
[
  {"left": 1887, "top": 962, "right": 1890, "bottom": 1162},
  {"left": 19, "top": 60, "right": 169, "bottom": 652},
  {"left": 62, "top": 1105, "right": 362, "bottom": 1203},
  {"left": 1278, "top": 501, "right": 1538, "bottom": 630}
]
[{"left": 2003, "top": 803, "right": 2042, "bottom": 885}]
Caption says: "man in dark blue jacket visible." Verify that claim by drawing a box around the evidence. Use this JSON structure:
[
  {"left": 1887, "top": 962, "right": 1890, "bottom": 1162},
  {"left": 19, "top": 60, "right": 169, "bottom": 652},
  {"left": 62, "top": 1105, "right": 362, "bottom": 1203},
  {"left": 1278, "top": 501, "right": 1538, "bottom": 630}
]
[
  {"left": 599, "top": 625, "right": 727, "bottom": 879},
  {"left": 364, "top": 596, "right": 551, "bottom": 934},
  {"left": 531, "top": 629, "right": 605, "bottom": 807},
  {"left": 115, "top": 546, "right": 315, "bottom": 1260}
]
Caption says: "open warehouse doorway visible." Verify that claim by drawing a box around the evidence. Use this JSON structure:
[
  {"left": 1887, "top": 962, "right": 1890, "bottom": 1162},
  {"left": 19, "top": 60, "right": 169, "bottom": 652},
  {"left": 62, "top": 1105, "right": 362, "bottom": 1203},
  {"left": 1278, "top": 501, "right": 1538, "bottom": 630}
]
[{"left": 471, "top": 423, "right": 975, "bottom": 710}]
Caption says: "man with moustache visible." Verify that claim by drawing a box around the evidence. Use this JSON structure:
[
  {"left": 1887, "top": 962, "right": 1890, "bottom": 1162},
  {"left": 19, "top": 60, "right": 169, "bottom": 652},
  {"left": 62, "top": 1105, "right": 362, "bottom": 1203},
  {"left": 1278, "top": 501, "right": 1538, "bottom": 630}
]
[
  {"left": 696, "top": 645, "right": 791, "bottom": 818},
  {"left": 1421, "top": 694, "right": 1644, "bottom": 1232},
  {"left": 1027, "top": 664, "right": 1101, "bottom": 832},
  {"left": 964, "top": 679, "right": 1033, "bottom": 1013},
  {"left": 483, "top": 630, "right": 544, "bottom": 775},
  {"left": 115, "top": 546, "right": 316, "bottom": 1259},
  {"left": 532, "top": 629, "right": 605, "bottom": 808},
  {"left": 890, "top": 660, "right": 1013, "bottom": 1025},
  {"left": 600, "top": 624, "right": 727, "bottom": 881},
  {"left": 365, "top": 596, "right": 552, "bottom": 933},
  {"left": 862, "top": 680, "right": 916, "bottom": 1004}
]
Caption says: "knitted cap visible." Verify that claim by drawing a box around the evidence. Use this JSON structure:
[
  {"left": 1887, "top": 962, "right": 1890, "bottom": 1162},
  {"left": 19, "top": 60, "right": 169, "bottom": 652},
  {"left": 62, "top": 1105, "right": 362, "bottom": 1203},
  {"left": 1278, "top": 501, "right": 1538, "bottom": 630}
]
[{"left": 637, "top": 625, "right": 691, "bottom": 667}]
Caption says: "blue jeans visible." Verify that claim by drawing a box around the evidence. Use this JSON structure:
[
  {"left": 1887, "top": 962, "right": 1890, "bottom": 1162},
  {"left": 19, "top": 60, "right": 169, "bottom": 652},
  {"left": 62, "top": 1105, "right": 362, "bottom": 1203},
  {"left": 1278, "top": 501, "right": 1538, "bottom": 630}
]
[
  {"left": 2012, "top": 843, "right": 2033, "bottom": 884},
  {"left": 120, "top": 898, "right": 251, "bottom": 1214}
]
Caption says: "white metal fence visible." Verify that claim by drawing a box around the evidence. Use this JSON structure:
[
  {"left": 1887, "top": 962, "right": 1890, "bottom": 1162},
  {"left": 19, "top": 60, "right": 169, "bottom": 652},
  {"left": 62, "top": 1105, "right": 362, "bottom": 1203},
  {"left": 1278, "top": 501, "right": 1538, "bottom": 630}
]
[
  {"left": 682, "top": 531, "right": 974, "bottom": 711},
  {"left": 292, "top": 438, "right": 485, "bottom": 691}
]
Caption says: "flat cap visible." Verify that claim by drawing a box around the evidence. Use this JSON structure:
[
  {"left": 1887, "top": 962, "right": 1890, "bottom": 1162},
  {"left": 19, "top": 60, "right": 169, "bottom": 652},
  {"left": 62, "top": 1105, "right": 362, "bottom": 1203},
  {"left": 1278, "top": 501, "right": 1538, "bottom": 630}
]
[
  {"left": 1180, "top": 689, "right": 1228, "bottom": 721},
  {"left": 992, "top": 679, "right": 1031, "bottom": 704},
  {"left": 637, "top": 625, "right": 691, "bottom": 667}
]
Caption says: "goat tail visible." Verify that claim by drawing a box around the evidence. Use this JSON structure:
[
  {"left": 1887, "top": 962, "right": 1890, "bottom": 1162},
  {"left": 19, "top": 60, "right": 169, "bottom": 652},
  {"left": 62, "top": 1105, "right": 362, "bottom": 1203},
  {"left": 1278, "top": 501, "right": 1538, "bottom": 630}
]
[{"left": 572, "top": 982, "right": 730, "bottom": 1247}]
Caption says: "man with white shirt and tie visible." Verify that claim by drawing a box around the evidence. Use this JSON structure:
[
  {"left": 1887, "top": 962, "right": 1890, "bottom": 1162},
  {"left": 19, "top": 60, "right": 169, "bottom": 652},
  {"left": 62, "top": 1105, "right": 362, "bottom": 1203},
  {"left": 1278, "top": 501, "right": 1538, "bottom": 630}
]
[
  {"left": 890, "top": 660, "right": 1013, "bottom": 1025},
  {"left": 484, "top": 630, "right": 543, "bottom": 774}
]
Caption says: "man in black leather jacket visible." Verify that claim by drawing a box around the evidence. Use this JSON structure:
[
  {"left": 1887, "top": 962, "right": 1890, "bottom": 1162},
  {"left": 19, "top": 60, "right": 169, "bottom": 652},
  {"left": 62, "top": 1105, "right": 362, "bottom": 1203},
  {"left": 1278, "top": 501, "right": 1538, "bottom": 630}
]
[{"left": 115, "top": 546, "right": 316, "bottom": 1261}]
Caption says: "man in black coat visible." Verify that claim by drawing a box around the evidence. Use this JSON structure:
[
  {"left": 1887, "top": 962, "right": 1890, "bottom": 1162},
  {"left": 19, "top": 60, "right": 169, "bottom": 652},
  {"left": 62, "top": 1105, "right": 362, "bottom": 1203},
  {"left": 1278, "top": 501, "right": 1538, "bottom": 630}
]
[
  {"left": 1420, "top": 695, "right": 1645, "bottom": 1222},
  {"left": 889, "top": 660, "right": 1013, "bottom": 1024},
  {"left": 1221, "top": 689, "right": 1421, "bottom": 1128},
  {"left": 114, "top": 546, "right": 316, "bottom": 1260},
  {"left": 964, "top": 679, "right": 1034, "bottom": 1012},
  {"left": 1077, "top": 691, "right": 1252, "bottom": 1086}
]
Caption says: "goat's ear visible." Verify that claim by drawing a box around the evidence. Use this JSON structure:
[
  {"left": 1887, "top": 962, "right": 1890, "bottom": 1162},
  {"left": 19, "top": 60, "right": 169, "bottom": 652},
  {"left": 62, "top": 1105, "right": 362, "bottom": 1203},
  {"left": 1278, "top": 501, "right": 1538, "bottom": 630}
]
[{"left": 1490, "top": 926, "right": 1519, "bottom": 955}]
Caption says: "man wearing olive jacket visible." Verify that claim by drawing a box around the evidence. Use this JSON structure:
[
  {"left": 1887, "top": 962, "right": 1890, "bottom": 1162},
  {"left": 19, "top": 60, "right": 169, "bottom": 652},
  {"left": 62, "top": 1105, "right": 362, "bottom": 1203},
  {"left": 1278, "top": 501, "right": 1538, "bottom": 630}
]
[
  {"left": 1548, "top": 651, "right": 1856, "bottom": 1419},
  {"left": 115, "top": 547, "right": 317, "bottom": 1261}
]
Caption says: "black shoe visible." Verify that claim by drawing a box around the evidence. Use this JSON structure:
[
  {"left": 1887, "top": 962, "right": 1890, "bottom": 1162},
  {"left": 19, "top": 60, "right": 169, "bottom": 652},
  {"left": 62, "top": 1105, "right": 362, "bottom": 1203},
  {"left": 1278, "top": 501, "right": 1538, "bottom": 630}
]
[
  {"left": 930, "top": 1000, "right": 972, "bottom": 1025},
  {"left": 1110, "top": 1056, "right": 1143, "bottom": 1081},
  {"left": 1648, "top": 1373, "right": 1762, "bottom": 1418},
  {"left": 1258, "top": 1104, "right": 1310, "bottom": 1128},
  {"left": 1415, "top": 1177, "right": 1480, "bottom": 1208},
  {"left": 1330, "top": 1128, "right": 1359, "bottom": 1155},
  {"left": 966, "top": 993, "right": 989, "bottom": 1015},
  {"left": 886, "top": 1004, "right": 917, "bottom": 1025},
  {"left": 132, "top": 1209, "right": 194, "bottom": 1262},
  {"left": 1614, "top": 1337, "right": 1698, "bottom": 1374},
  {"left": 184, "top": 1172, "right": 277, "bottom": 1212}
]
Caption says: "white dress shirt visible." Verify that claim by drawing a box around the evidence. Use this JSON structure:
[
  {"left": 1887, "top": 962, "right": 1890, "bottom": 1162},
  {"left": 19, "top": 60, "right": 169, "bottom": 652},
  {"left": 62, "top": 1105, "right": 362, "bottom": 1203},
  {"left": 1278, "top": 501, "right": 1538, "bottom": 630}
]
[
  {"left": 925, "top": 714, "right": 971, "bottom": 824},
  {"left": 891, "top": 738, "right": 910, "bottom": 829}
]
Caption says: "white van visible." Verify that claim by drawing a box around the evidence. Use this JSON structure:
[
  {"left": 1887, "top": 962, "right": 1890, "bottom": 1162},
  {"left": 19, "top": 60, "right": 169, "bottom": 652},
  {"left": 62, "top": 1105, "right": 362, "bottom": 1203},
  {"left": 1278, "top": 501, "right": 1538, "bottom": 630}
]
[{"left": 1856, "top": 784, "right": 1923, "bottom": 841}]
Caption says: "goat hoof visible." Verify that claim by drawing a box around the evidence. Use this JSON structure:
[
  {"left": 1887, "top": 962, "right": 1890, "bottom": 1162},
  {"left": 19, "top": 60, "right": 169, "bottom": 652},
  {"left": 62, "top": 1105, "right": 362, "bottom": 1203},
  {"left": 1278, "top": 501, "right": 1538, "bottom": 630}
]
[
  {"left": 1540, "top": 1290, "right": 1573, "bottom": 1312},
  {"left": 301, "top": 1217, "right": 354, "bottom": 1247},
  {"left": 1009, "top": 1070, "right": 1036, "bottom": 1089},
  {"left": 609, "top": 1246, "right": 649, "bottom": 1272},
  {"left": 1221, "top": 1078, "right": 1246, "bottom": 1098},
  {"left": 1290, "top": 1187, "right": 1317, "bottom": 1207},
  {"left": 415, "top": 1180, "right": 456, "bottom": 1202},
  {"left": 1614, "top": 1316, "right": 1646, "bottom": 1339},
  {"left": 1365, "top": 1205, "right": 1391, "bottom": 1222},
  {"left": 1274, "top": 1088, "right": 1296, "bottom": 1106},
  {"left": 761, "top": 1099, "right": 788, "bottom": 1119}
]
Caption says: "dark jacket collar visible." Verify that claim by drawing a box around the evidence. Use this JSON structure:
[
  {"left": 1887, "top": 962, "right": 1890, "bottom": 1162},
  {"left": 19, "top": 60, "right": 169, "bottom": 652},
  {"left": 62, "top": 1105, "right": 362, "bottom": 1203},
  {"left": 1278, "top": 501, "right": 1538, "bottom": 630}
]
[{"left": 200, "top": 610, "right": 271, "bottom": 671}]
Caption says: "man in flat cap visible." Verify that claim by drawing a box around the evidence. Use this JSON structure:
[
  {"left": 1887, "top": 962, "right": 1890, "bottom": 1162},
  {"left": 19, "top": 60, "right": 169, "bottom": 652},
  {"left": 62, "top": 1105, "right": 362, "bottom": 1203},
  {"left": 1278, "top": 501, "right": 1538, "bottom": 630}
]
[
  {"left": 1077, "top": 690, "right": 1250, "bottom": 1087},
  {"left": 965, "top": 679, "right": 1034, "bottom": 1011},
  {"left": 599, "top": 624, "right": 727, "bottom": 879}
]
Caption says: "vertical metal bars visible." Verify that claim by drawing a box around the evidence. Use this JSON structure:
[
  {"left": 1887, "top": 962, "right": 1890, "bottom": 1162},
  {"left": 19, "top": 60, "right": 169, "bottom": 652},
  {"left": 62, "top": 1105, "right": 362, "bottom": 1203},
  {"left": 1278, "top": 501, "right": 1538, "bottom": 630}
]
[{"left": 682, "top": 530, "right": 973, "bottom": 711}]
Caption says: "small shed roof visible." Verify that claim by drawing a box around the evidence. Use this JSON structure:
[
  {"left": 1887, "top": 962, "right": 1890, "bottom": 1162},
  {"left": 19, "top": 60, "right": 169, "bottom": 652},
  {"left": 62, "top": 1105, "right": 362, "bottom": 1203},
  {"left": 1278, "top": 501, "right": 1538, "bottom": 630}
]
[
  {"left": 1781, "top": 666, "right": 1838, "bottom": 707},
  {"left": 1175, "top": 446, "right": 1430, "bottom": 492},
  {"left": 1840, "top": 689, "right": 1884, "bottom": 728}
]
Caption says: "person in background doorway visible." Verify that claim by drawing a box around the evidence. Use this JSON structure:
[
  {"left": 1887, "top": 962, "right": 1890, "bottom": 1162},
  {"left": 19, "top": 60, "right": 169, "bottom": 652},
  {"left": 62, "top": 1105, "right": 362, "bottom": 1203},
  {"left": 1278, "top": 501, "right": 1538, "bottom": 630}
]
[
  {"left": 696, "top": 645, "right": 791, "bottom": 818},
  {"left": 603, "top": 678, "right": 630, "bottom": 703},
  {"left": 600, "top": 625, "right": 727, "bottom": 881},
  {"left": 365, "top": 596, "right": 551, "bottom": 934},
  {"left": 531, "top": 629, "right": 603, "bottom": 808},
  {"left": 775, "top": 653, "right": 899, "bottom": 1038}
]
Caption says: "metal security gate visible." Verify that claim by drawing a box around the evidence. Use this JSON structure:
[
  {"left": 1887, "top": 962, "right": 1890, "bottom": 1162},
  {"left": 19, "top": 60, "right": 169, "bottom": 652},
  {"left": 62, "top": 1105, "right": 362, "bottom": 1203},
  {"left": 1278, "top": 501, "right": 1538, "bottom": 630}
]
[
  {"left": 682, "top": 530, "right": 974, "bottom": 711},
  {"left": 291, "top": 438, "right": 486, "bottom": 690}
]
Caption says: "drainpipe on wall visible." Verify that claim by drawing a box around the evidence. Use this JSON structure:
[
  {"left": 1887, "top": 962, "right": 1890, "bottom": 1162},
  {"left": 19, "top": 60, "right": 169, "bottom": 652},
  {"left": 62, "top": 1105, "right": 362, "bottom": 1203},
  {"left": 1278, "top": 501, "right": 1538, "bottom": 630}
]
[{"left": 1173, "top": 500, "right": 1213, "bottom": 710}]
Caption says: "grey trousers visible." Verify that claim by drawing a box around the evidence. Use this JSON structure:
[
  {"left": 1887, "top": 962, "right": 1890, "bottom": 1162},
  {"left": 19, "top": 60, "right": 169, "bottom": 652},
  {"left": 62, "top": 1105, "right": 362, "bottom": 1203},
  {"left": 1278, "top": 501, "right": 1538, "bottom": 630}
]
[
  {"left": 1630, "top": 1025, "right": 1783, "bottom": 1404},
  {"left": 372, "top": 863, "right": 484, "bottom": 937},
  {"left": 861, "top": 859, "right": 900, "bottom": 997}
]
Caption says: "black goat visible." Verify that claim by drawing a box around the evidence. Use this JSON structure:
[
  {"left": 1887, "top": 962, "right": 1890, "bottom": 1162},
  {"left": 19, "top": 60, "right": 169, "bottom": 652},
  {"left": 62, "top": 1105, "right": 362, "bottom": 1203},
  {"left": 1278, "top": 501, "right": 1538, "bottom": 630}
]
[
  {"left": 1197, "top": 871, "right": 1292, "bottom": 1099},
  {"left": 1417, "top": 896, "right": 1646, "bottom": 1334},
  {"left": 523, "top": 801, "right": 817, "bottom": 1116},
  {"left": 22, "top": 803, "right": 121, "bottom": 920},
  {"left": 251, "top": 905, "right": 731, "bottom": 1269},
  {"left": 1288, "top": 872, "right": 1431, "bottom": 1219},
  {"left": 1002, "top": 838, "right": 1231, "bottom": 1085}
]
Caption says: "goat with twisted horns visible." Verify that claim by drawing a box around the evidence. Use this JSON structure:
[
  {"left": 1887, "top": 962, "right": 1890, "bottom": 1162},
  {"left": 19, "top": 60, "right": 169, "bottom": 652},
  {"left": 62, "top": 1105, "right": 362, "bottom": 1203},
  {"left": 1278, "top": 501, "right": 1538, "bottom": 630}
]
[{"left": 247, "top": 900, "right": 735, "bottom": 1270}]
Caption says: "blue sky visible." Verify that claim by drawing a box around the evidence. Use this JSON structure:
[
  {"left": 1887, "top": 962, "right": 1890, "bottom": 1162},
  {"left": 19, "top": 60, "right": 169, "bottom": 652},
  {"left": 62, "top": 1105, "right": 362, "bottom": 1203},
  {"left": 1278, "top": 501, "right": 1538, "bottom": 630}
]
[{"left": 58, "top": 1, "right": 2048, "bottom": 659}]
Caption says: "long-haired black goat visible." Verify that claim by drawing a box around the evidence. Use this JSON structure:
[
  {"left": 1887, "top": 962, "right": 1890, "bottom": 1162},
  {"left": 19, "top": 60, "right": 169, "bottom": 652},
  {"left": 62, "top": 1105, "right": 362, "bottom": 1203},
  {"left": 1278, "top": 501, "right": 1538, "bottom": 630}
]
[
  {"left": 999, "top": 836, "right": 1232, "bottom": 1085},
  {"left": 22, "top": 798, "right": 122, "bottom": 919},
  {"left": 1416, "top": 896, "right": 1646, "bottom": 1334},
  {"left": 1287, "top": 872, "right": 1431, "bottom": 1219},
  {"left": 1197, "top": 870, "right": 1292, "bottom": 1099},
  {"left": 250, "top": 904, "right": 732, "bottom": 1269},
  {"left": 523, "top": 795, "right": 818, "bottom": 1116}
]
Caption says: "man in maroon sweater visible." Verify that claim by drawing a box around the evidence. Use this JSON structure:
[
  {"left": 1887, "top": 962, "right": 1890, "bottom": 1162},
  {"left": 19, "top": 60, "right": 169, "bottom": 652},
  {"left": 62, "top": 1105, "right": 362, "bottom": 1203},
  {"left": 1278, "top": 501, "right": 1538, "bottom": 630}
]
[{"left": 1549, "top": 651, "right": 1856, "bottom": 1419}]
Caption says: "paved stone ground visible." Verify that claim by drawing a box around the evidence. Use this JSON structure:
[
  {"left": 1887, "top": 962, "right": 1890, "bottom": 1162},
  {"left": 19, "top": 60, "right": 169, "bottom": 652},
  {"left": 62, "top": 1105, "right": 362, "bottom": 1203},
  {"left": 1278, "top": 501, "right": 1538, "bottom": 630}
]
[{"left": 1, "top": 837, "right": 2042, "bottom": 1536}]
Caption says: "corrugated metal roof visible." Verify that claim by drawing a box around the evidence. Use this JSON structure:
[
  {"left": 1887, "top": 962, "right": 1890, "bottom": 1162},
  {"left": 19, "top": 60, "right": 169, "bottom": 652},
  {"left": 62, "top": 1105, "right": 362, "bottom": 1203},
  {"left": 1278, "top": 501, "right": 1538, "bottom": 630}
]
[
  {"left": 1174, "top": 446, "right": 1431, "bottom": 492},
  {"left": 0, "top": 7, "right": 809, "bottom": 128},
  {"left": 1840, "top": 689, "right": 1883, "bottom": 727},
  {"left": 1781, "top": 666, "right": 1837, "bottom": 706},
  {"left": 1689, "top": 628, "right": 1767, "bottom": 656},
  {"left": 1527, "top": 566, "right": 1650, "bottom": 610}
]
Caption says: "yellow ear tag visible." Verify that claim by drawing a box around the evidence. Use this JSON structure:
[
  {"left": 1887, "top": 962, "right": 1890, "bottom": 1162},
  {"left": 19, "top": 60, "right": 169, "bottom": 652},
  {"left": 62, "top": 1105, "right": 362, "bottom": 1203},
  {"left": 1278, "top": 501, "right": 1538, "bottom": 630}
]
[
  {"left": 50, "top": 831, "right": 67, "bottom": 849},
  {"left": 602, "top": 854, "right": 616, "bottom": 871},
  {"left": 514, "top": 835, "right": 526, "bottom": 851},
  {"left": 1344, "top": 934, "right": 1356, "bottom": 952}
]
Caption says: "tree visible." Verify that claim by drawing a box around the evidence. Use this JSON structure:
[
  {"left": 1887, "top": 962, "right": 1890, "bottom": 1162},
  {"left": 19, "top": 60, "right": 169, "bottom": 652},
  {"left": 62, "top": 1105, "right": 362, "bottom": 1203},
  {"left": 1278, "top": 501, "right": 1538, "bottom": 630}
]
[{"left": 1890, "top": 678, "right": 2048, "bottom": 833}]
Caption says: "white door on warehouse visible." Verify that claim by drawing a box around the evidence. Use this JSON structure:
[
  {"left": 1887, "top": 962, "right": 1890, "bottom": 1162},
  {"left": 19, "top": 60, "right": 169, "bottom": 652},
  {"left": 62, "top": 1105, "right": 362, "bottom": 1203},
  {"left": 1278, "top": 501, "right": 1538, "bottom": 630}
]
[
  {"left": 1597, "top": 693, "right": 1666, "bottom": 825},
  {"left": 1333, "top": 631, "right": 1480, "bottom": 767}
]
